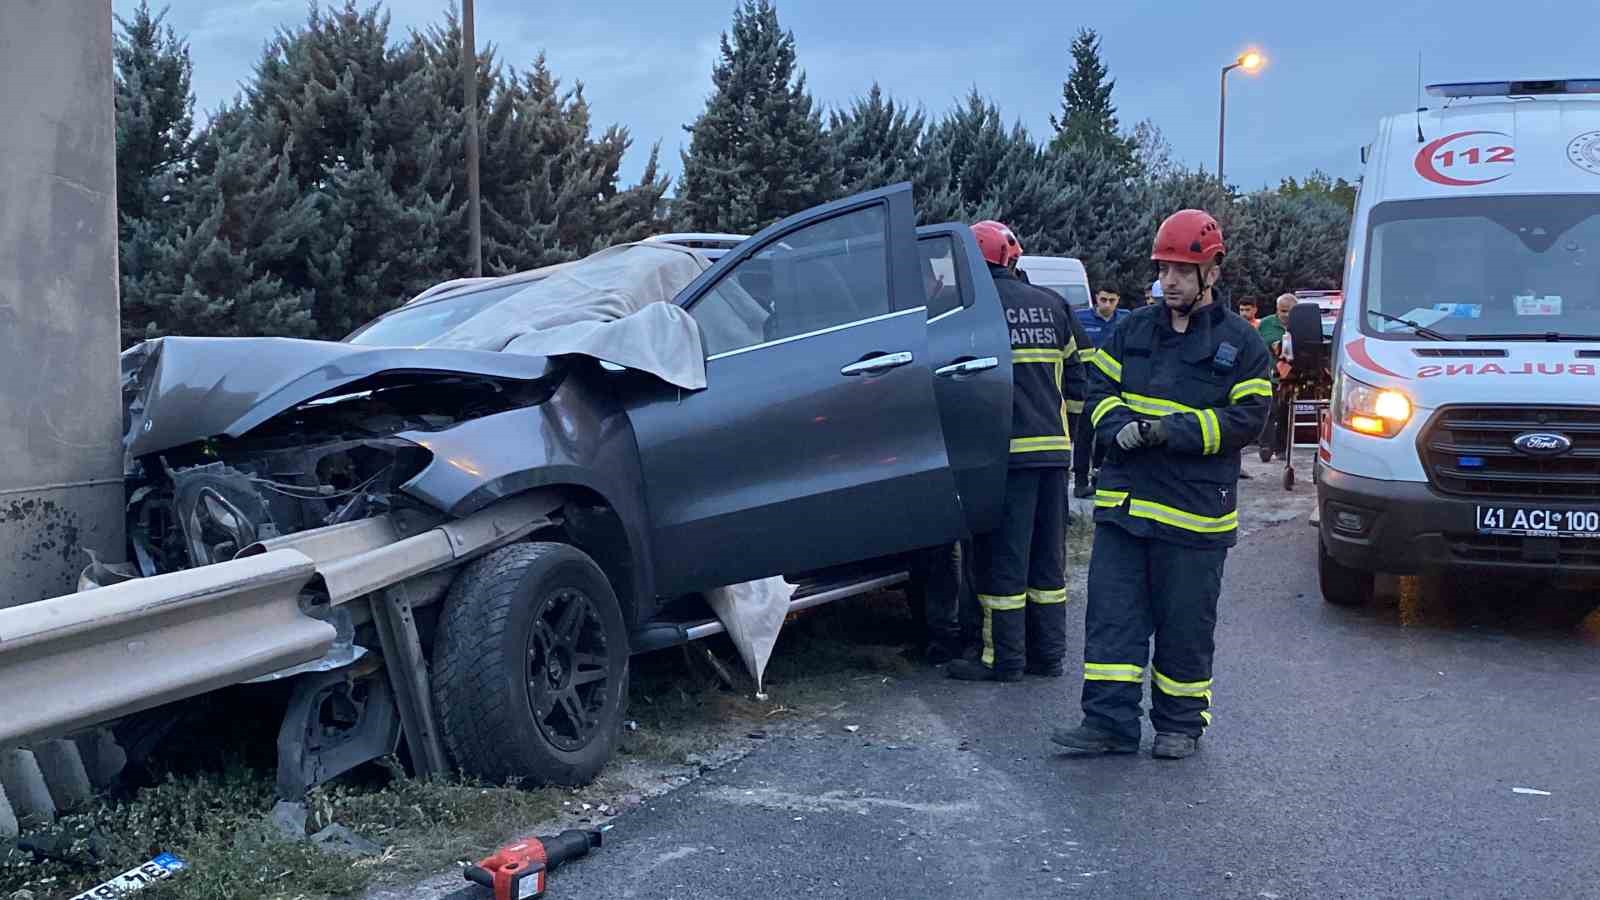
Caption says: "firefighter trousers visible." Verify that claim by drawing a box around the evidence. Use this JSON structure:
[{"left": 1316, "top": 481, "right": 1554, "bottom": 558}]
[
  {"left": 973, "top": 467, "right": 1068, "bottom": 676},
  {"left": 1080, "top": 521, "right": 1227, "bottom": 741}
]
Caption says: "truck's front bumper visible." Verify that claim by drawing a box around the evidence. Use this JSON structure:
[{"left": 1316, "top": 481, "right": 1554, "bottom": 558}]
[{"left": 1318, "top": 467, "right": 1600, "bottom": 576}]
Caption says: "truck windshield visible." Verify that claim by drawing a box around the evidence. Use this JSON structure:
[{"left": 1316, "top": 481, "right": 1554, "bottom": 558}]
[
  {"left": 345, "top": 282, "right": 529, "bottom": 346},
  {"left": 1363, "top": 196, "right": 1600, "bottom": 340}
]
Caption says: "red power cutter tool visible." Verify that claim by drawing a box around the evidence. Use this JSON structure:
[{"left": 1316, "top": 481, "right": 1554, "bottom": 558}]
[{"left": 464, "top": 827, "right": 606, "bottom": 899}]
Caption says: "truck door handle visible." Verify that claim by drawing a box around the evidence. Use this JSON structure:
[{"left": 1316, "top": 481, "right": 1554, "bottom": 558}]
[
  {"left": 935, "top": 357, "right": 999, "bottom": 378},
  {"left": 841, "top": 351, "right": 913, "bottom": 376}
]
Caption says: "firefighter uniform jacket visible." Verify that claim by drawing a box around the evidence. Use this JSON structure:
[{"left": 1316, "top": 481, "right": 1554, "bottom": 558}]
[
  {"left": 1062, "top": 310, "right": 1092, "bottom": 418},
  {"left": 993, "top": 266, "right": 1085, "bottom": 469},
  {"left": 1086, "top": 301, "right": 1272, "bottom": 547}
]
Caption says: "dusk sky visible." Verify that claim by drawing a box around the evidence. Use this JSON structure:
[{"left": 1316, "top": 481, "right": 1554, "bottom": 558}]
[{"left": 116, "top": 0, "right": 1600, "bottom": 193}]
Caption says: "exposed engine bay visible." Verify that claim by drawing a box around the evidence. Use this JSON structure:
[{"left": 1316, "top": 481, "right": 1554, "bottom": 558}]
[{"left": 125, "top": 373, "right": 556, "bottom": 575}]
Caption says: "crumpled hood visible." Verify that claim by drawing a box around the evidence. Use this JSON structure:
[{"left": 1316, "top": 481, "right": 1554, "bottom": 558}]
[{"left": 122, "top": 336, "right": 562, "bottom": 459}]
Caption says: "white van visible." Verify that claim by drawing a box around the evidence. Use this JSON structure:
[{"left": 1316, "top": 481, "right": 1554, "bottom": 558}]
[
  {"left": 1316, "top": 78, "right": 1600, "bottom": 606},
  {"left": 1017, "top": 255, "right": 1092, "bottom": 312}
]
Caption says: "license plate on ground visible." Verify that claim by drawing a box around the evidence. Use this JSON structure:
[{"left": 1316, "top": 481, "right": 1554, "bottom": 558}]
[
  {"left": 1476, "top": 506, "right": 1600, "bottom": 538},
  {"left": 71, "top": 853, "right": 185, "bottom": 899}
]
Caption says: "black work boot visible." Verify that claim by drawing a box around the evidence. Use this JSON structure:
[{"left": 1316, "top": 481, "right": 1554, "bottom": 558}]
[
  {"left": 1152, "top": 732, "right": 1200, "bottom": 759},
  {"left": 1024, "top": 663, "right": 1064, "bottom": 678},
  {"left": 1050, "top": 723, "right": 1138, "bottom": 754},
  {"left": 925, "top": 638, "right": 960, "bottom": 666},
  {"left": 946, "top": 659, "right": 1022, "bottom": 683},
  {"left": 1072, "top": 476, "right": 1092, "bottom": 498}
]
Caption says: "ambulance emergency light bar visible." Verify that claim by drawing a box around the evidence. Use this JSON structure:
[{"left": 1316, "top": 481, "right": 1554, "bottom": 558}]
[{"left": 1426, "top": 79, "right": 1600, "bottom": 98}]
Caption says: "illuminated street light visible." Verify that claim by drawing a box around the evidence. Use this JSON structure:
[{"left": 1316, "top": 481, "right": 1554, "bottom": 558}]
[{"left": 1219, "top": 49, "right": 1268, "bottom": 182}]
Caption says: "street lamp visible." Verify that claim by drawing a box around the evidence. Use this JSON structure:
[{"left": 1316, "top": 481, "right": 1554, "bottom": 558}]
[{"left": 1218, "top": 49, "right": 1266, "bottom": 183}]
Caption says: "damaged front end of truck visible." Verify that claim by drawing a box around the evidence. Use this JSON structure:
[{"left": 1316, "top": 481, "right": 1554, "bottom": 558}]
[{"left": 119, "top": 336, "right": 564, "bottom": 576}]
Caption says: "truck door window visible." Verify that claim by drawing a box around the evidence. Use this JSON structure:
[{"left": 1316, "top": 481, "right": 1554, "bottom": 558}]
[
  {"left": 917, "top": 234, "right": 966, "bottom": 319},
  {"left": 690, "top": 205, "right": 893, "bottom": 357}
]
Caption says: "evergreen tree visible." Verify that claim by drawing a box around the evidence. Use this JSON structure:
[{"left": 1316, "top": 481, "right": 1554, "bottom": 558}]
[
  {"left": 1049, "top": 28, "right": 1136, "bottom": 174},
  {"left": 917, "top": 91, "right": 1033, "bottom": 225},
  {"left": 121, "top": 113, "right": 320, "bottom": 343},
  {"left": 677, "top": 0, "right": 837, "bottom": 232},
  {"left": 828, "top": 84, "right": 927, "bottom": 196},
  {"left": 113, "top": 2, "right": 194, "bottom": 229},
  {"left": 243, "top": 2, "right": 454, "bottom": 337},
  {"left": 599, "top": 143, "right": 672, "bottom": 244},
  {"left": 1278, "top": 170, "right": 1359, "bottom": 215}
]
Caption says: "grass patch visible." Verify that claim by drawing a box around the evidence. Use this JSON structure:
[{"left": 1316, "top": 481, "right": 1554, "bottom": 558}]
[
  {"left": 0, "top": 765, "right": 561, "bottom": 900},
  {"left": 2, "top": 592, "right": 923, "bottom": 900},
  {"left": 621, "top": 591, "right": 920, "bottom": 763}
]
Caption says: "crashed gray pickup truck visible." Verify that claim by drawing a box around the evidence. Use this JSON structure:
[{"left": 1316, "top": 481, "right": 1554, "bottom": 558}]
[{"left": 30, "top": 184, "right": 1016, "bottom": 793}]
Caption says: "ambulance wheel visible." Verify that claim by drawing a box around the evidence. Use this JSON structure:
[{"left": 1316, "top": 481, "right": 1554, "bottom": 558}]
[
  {"left": 1318, "top": 539, "right": 1374, "bottom": 608},
  {"left": 432, "top": 542, "right": 628, "bottom": 787}
]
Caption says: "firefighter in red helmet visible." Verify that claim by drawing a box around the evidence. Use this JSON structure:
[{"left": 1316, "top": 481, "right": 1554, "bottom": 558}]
[
  {"left": 946, "top": 220, "right": 1085, "bottom": 683},
  {"left": 1051, "top": 210, "right": 1271, "bottom": 758}
]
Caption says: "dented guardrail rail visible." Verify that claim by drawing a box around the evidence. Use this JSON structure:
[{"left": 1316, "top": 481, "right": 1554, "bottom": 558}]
[
  {"left": 0, "top": 550, "right": 331, "bottom": 747},
  {"left": 0, "top": 492, "right": 558, "bottom": 748}
]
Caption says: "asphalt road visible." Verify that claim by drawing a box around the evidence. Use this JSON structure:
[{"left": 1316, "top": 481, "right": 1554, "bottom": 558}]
[{"left": 545, "top": 497, "right": 1600, "bottom": 899}]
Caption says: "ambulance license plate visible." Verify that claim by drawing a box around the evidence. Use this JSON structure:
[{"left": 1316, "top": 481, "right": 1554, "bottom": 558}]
[{"left": 1475, "top": 506, "right": 1600, "bottom": 538}]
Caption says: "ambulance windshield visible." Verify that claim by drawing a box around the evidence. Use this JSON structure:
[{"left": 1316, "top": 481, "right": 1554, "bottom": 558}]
[{"left": 1363, "top": 196, "right": 1600, "bottom": 340}]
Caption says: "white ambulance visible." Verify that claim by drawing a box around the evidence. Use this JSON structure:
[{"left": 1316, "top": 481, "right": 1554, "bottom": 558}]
[{"left": 1317, "top": 78, "right": 1600, "bottom": 605}]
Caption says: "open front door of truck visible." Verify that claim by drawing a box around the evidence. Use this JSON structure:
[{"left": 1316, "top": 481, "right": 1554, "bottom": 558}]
[
  {"left": 915, "top": 224, "right": 1013, "bottom": 538},
  {"left": 627, "top": 185, "right": 965, "bottom": 597}
]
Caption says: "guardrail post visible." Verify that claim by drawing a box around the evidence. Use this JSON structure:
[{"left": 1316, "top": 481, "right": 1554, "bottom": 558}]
[{"left": 371, "top": 585, "right": 451, "bottom": 779}]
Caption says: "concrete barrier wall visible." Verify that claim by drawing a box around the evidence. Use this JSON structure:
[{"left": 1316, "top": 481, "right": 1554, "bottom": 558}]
[{"left": 0, "top": 0, "right": 126, "bottom": 607}]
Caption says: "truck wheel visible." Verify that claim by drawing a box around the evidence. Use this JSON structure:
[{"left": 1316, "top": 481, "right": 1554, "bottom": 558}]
[
  {"left": 1318, "top": 538, "right": 1374, "bottom": 607},
  {"left": 432, "top": 543, "right": 628, "bottom": 787}
]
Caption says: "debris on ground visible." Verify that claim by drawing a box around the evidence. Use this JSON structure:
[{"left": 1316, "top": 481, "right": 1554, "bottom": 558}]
[
  {"left": 1512, "top": 787, "right": 1552, "bottom": 796},
  {"left": 310, "top": 824, "right": 385, "bottom": 858}
]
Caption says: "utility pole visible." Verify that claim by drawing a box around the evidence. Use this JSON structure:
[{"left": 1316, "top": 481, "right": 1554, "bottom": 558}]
[{"left": 462, "top": 0, "right": 482, "bottom": 276}]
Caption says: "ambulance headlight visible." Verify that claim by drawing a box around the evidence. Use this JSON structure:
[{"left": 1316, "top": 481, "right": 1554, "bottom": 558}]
[{"left": 1339, "top": 375, "right": 1412, "bottom": 438}]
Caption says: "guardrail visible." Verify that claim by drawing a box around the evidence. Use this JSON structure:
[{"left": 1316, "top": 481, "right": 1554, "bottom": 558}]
[
  {"left": 0, "top": 491, "right": 559, "bottom": 749},
  {"left": 0, "top": 550, "right": 331, "bottom": 747}
]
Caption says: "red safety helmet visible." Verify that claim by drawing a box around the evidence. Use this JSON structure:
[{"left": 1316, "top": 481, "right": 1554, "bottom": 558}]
[
  {"left": 1151, "top": 209, "right": 1225, "bottom": 265},
  {"left": 971, "top": 220, "right": 1023, "bottom": 268}
]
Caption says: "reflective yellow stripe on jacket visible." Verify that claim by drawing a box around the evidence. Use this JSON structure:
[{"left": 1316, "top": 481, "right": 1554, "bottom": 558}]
[
  {"left": 1128, "top": 498, "right": 1237, "bottom": 534},
  {"left": 1230, "top": 378, "right": 1272, "bottom": 402},
  {"left": 1090, "top": 349, "right": 1122, "bottom": 383},
  {"left": 1091, "top": 396, "right": 1126, "bottom": 426},
  {"left": 1011, "top": 435, "right": 1072, "bottom": 453},
  {"left": 1011, "top": 347, "right": 1073, "bottom": 453},
  {"left": 1120, "top": 392, "right": 1221, "bottom": 455}
]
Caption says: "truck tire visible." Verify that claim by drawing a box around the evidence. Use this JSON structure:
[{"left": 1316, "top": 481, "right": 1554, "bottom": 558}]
[
  {"left": 1318, "top": 538, "right": 1374, "bottom": 608},
  {"left": 432, "top": 542, "right": 628, "bottom": 787}
]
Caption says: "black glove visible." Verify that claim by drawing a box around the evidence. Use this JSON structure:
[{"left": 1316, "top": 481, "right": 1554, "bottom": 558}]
[{"left": 1142, "top": 417, "right": 1169, "bottom": 447}]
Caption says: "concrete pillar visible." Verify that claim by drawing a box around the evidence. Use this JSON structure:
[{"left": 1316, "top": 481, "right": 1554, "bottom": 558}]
[
  {"left": 0, "top": 782, "right": 17, "bottom": 838},
  {"left": 0, "top": 748, "right": 56, "bottom": 826},
  {"left": 0, "top": 0, "right": 125, "bottom": 609},
  {"left": 33, "top": 739, "right": 93, "bottom": 811}
]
